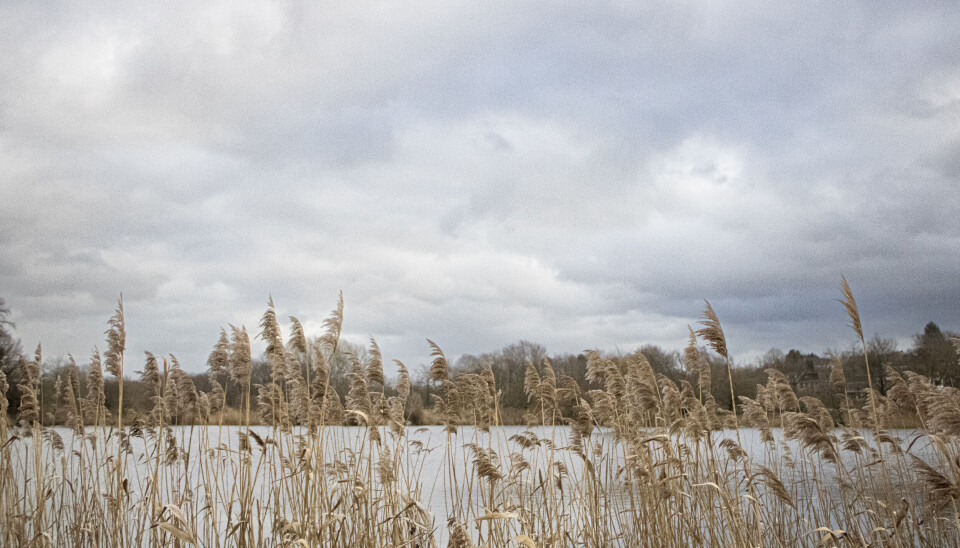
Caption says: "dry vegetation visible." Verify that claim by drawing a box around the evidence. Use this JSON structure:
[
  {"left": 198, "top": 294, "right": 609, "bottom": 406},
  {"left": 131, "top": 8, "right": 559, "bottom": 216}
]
[{"left": 3, "top": 282, "right": 960, "bottom": 547}]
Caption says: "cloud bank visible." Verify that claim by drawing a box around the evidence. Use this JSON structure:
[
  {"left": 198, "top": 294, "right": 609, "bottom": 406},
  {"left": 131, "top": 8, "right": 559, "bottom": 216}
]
[{"left": 2, "top": 2, "right": 958, "bottom": 372}]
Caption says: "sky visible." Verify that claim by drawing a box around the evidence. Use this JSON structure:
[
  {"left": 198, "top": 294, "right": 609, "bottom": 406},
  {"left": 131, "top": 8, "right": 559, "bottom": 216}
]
[{"left": 1, "top": 2, "right": 958, "bottom": 376}]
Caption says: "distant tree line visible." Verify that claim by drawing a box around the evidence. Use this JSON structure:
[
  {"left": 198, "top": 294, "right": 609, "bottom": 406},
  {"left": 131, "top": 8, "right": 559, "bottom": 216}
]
[{"left": 0, "top": 296, "right": 957, "bottom": 426}]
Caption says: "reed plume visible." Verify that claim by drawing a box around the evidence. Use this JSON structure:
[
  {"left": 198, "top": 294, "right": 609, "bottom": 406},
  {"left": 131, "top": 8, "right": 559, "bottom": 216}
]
[
  {"left": 320, "top": 291, "right": 344, "bottom": 354},
  {"left": 52, "top": 375, "right": 63, "bottom": 425},
  {"left": 839, "top": 276, "right": 881, "bottom": 434},
  {"left": 395, "top": 359, "right": 411, "bottom": 400},
  {"left": 170, "top": 356, "right": 198, "bottom": 423},
  {"left": 827, "top": 353, "right": 847, "bottom": 394},
  {"left": 259, "top": 297, "right": 286, "bottom": 385},
  {"left": 284, "top": 350, "right": 308, "bottom": 423},
  {"left": 839, "top": 276, "right": 863, "bottom": 341},
  {"left": 208, "top": 378, "right": 225, "bottom": 418},
  {"left": 523, "top": 361, "right": 540, "bottom": 404},
  {"left": 481, "top": 362, "right": 496, "bottom": 397},
  {"left": 61, "top": 358, "right": 83, "bottom": 434},
  {"left": 345, "top": 353, "right": 371, "bottom": 414},
  {"left": 570, "top": 398, "right": 593, "bottom": 454},
  {"left": 634, "top": 352, "right": 661, "bottom": 420},
  {"left": 257, "top": 382, "right": 288, "bottom": 426},
  {"left": 164, "top": 357, "right": 181, "bottom": 424},
  {"left": 67, "top": 355, "right": 81, "bottom": 412},
  {"left": 446, "top": 518, "right": 470, "bottom": 548},
  {"left": 86, "top": 348, "right": 105, "bottom": 423},
  {"left": 783, "top": 412, "right": 838, "bottom": 463},
  {"left": 799, "top": 396, "right": 835, "bottom": 431},
  {"left": 287, "top": 316, "right": 307, "bottom": 355},
  {"left": 197, "top": 392, "right": 211, "bottom": 424},
  {"left": 925, "top": 386, "right": 960, "bottom": 437},
  {"left": 604, "top": 357, "right": 626, "bottom": 401},
  {"left": 205, "top": 331, "right": 230, "bottom": 421},
  {"left": 436, "top": 380, "right": 461, "bottom": 435},
  {"left": 696, "top": 301, "right": 727, "bottom": 359},
  {"left": 539, "top": 359, "right": 558, "bottom": 419},
  {"left": 587, "top": 389, "right": 617, "bottom": 428},
  {"left": 228, "top": 325, "right": 252, "bottom": 386},
  {"left": 309, "top": 344, "right": 330, "bottom": 425},
  {"left": 427, "top": 339, "right": 448, "bottom": 383},
  {"left": 207, "top": 328, "right": 229, "bottom": 377},
  {"left": 104, "top": 298, "right": 125, "bottom": 378},
  {"left": 17, "top": 352, "right": 39, "bottom": 426},
  {"left": 367, "top": 337, "right": 384, "bottom": 388},
  {"left": 324, "top": 386, "right": 344, "bottom": 425},
  {"left": 697, "top": 301, "right": 739, "bottom": 429},
  {"left": 738, "top": 396, "right": 774, "bottom": 443},
  {"left": 765, "top": 369, "right": 799, "bottom": 412},
  {"left": 658, "top": 375, "right": 681, "bottom": 424},
  {"left": 584, "top": 349, "right": 606, "bottom": 386},
  {"left": 684, "top": 327, "right": 712, "bottom": 403},
  {"left": 140, "top": 351, "right": 164, "bottom": 427},
  {"left": 885, "top": 366, "right": 915, "bottom": 416},
  {"left": 902, "top": 372, "right": 935, "bottom": 426}
]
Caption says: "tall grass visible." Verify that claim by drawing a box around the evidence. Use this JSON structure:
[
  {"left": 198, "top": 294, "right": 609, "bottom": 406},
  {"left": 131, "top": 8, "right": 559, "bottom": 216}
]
[{"left": 2, "top": 281, "right": 960, "bottom": 547}]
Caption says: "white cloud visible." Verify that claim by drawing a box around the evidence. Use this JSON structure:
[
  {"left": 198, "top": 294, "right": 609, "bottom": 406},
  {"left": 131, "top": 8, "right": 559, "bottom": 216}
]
[{"left": 1, "top": 1, "right": 958, "bottom": 370}]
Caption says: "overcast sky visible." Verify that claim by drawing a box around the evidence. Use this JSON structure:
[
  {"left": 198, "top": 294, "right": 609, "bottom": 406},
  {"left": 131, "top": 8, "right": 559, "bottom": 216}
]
[{"left": 1, "top": 2, "right": 958, "bottom": 375}]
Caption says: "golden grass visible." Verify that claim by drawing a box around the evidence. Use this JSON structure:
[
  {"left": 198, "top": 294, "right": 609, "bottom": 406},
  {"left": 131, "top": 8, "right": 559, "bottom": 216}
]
[{"left": 2, "top": 283, "right": 960, "bottom": 547}]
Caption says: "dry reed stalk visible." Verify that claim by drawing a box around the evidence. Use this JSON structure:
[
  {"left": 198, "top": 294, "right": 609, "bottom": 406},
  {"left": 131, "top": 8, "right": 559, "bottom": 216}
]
[
  {"left": 17, "top": 353, "right": 39, "bottom": 426},
  {"left": 696, "top": 301, "right": 740, "bottom": 432},
  {"left": 320, "top": 291, "right": 344, "bottom": 355},
  {"left": 85, "top": 348, "right": 105, "bottom": 423},
  {"left": 10, "top": 290, "right": 960, "bottom": 547},
  {"left": 539, "top": 359, "right": 558, "bottom": 424},
  {"left": 840, "top": 276, "right": 882, "bottom": 435},
  {"left": 104, "top": 295, "right": 127, "bottom": 544}
]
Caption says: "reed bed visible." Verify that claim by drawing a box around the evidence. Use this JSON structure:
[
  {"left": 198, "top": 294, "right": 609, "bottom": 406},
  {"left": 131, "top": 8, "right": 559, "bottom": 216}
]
[{"left": 2, "top": 283, "right": 960, "bottom": 547}]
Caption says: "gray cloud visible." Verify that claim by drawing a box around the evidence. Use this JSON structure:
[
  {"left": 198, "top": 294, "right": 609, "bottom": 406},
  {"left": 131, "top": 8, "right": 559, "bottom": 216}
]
[{"left": 1, "top": 1, "right": 958, "bottom": 372}]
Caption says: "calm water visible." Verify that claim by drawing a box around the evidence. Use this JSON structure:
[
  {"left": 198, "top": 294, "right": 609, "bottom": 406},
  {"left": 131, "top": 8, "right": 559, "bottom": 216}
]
[{"left": 7, "top": 424, "right": 940, "bottom": 544}]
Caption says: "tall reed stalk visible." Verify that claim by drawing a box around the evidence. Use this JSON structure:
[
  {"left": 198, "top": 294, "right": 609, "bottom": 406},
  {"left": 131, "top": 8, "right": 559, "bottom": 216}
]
[{"left": 3, "top": 287, "right": 960, "bottom": 547}]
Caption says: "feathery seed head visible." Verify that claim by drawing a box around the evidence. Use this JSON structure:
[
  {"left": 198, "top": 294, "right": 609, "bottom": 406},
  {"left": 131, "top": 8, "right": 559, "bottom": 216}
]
[
  {"left": 584, "top": 349, "right": 606, "bottom": 386},
  {"left": 696, "top": 300, "right": 727, "bottom": 359},
  {"left": 228, "top": 325, "right": 252, "bottom": 386},
  {"left": 481, "top": 361, "right": 497, "bottom": 397},
  {"left": 320, "top": 292, "right": 344, "bottom": 354},
  {"left": 839, "top": 276, "right": 864, "bottom": 341},
  {"left": 259, "top": 299, "right": 285, "bottom": 383},
  {"left": 310, "top": 344, "right": 329, "bottom": 403},
  {"left": 287, "top": 316, "right": 307, "bottom": 355},
  {"left": 683, "top": 326, "right": 701, "bottom": 373},
  {"left": 86, "top": 348, "right": 105, "bottom": 421},
  {"left": 367, "top": 337, "right": 384, "bottom": 387},
  {"left": 426, "top": 339, "right": 448, "bottom": 383},
  {"left": 207, "top": 328, "right": 230, "bottom": 377},
  {"left": 524, "top": 361, "right": 541, "bottom": 402},
  {"left": 394, "top": 359, "right": 411, "bottom": 400},
  {"left": 17, "top": 355, "right": 39, "bottom": 425},
  {"left": 104, "top": 297, "right": 125, "bottom": 377}
]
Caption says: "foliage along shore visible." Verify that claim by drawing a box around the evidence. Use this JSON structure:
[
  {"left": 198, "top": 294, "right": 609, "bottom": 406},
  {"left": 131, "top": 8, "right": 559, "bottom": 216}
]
[{"left": 1, "top": 295, "right": 956, "bottom": 431}]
